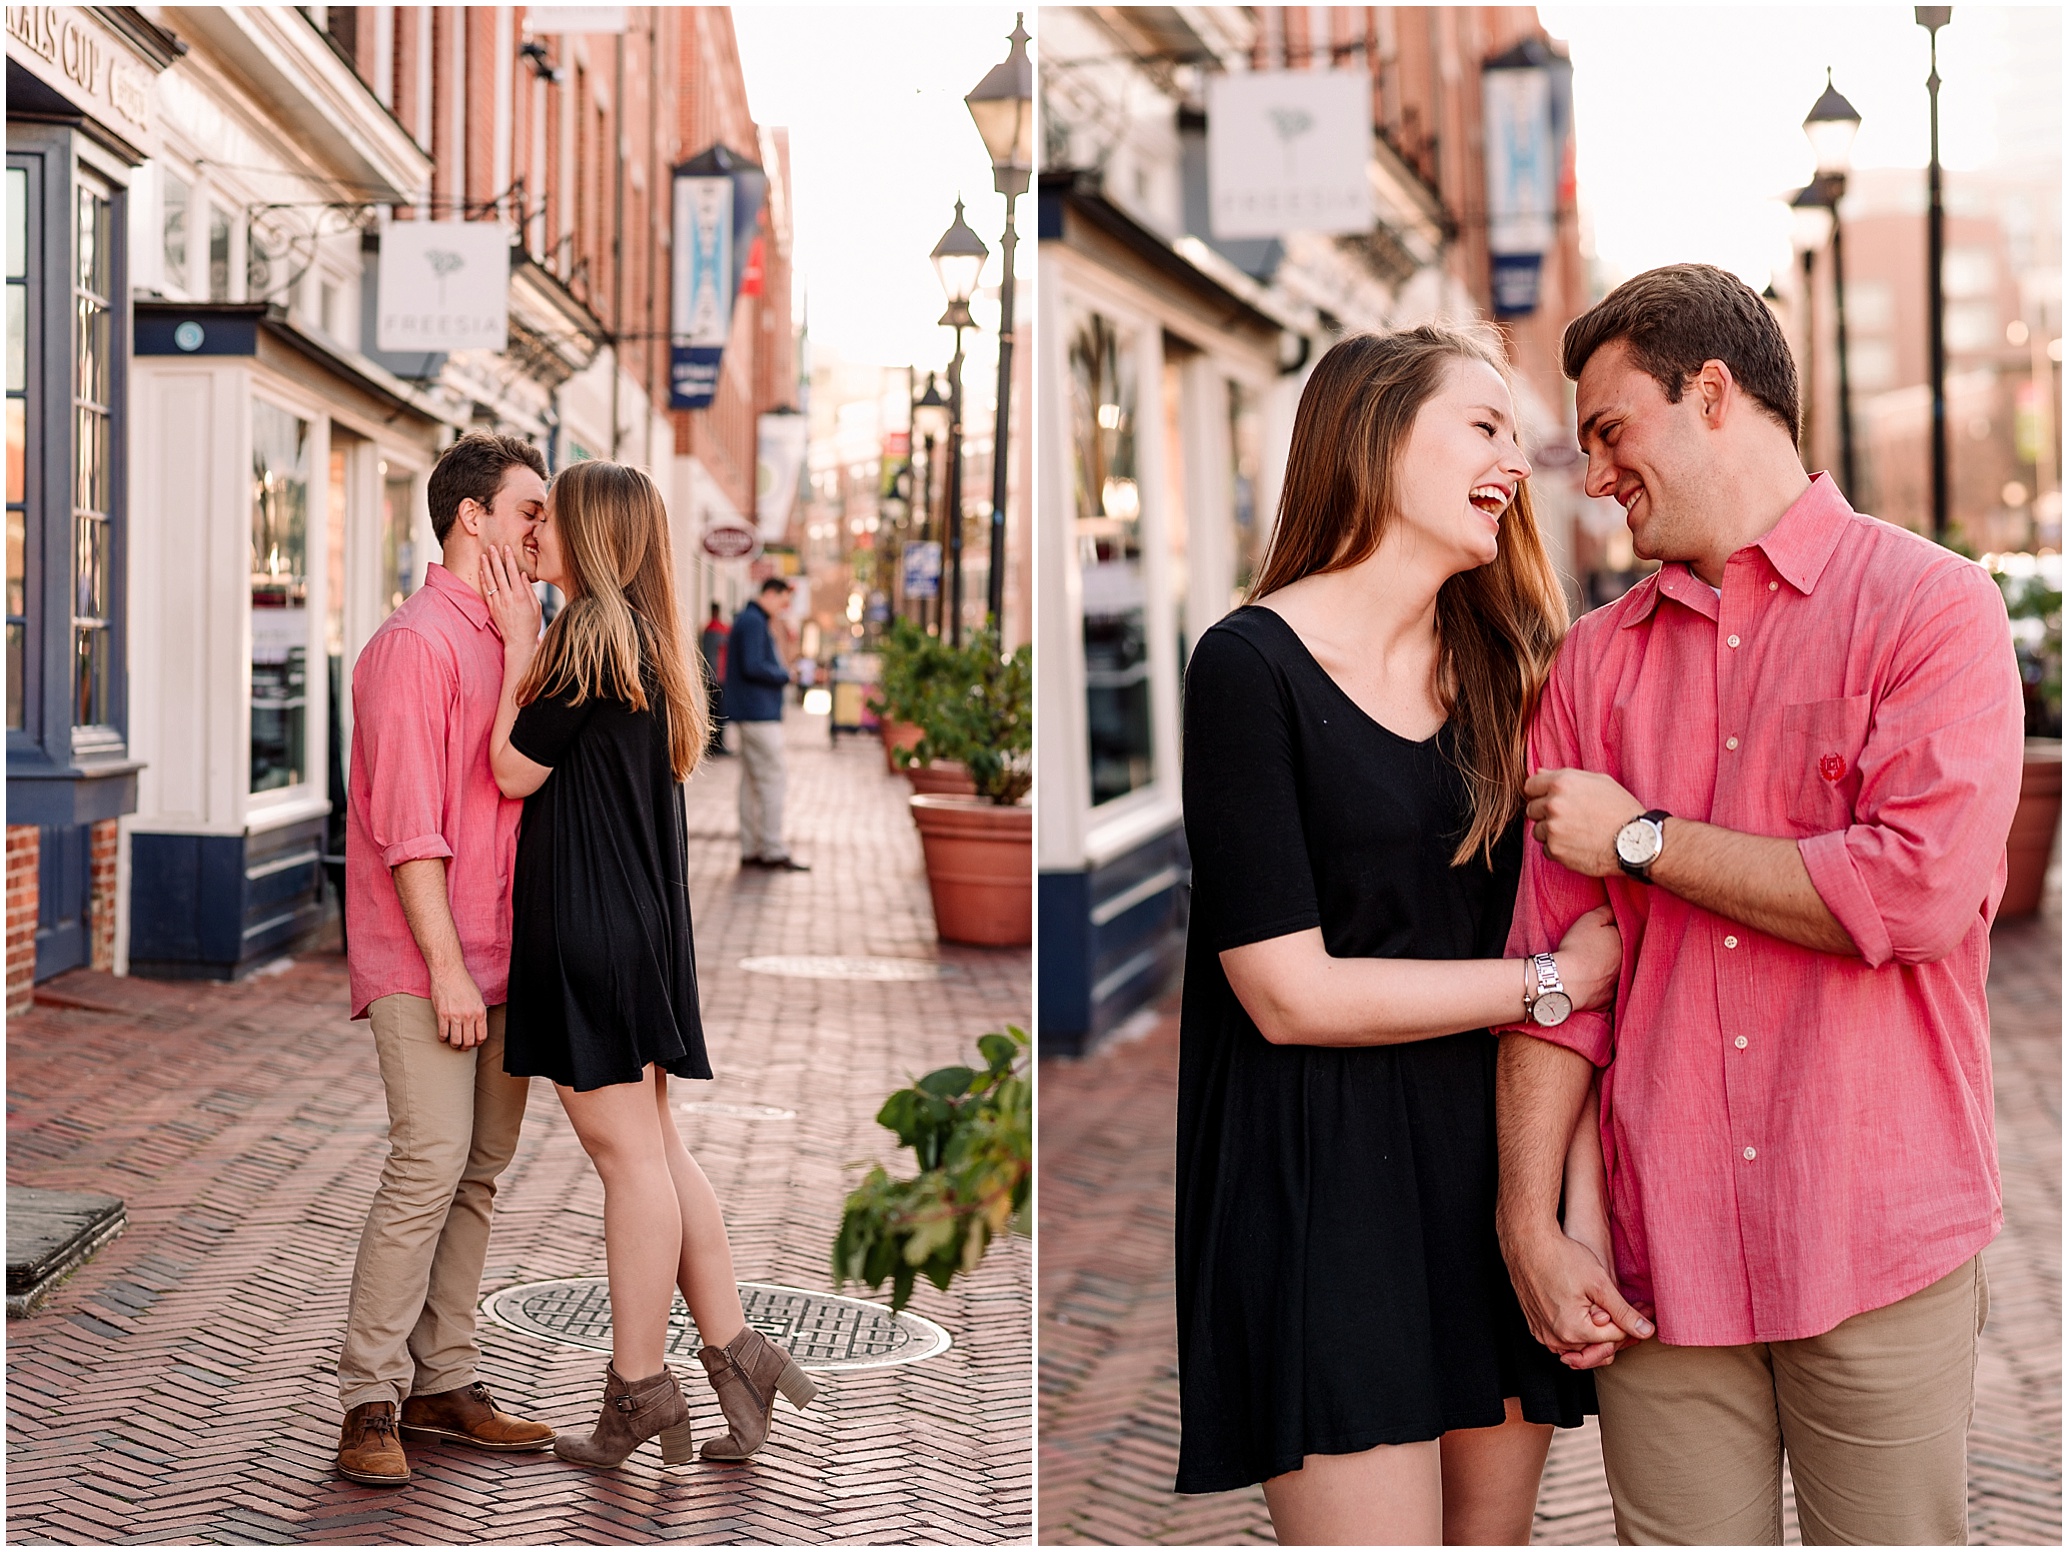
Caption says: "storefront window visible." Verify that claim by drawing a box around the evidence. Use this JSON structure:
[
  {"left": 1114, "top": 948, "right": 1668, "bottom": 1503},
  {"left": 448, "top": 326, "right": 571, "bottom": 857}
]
[
  {"left": 208, "top": 204, "right": 231, "bottom": 301},
  {"left": 1228, "top": 377, "right": 1264, "bottom": 607},
  {"left": 7, "top": 164, "right": 28, "bottom": 732},
  {"left": 251, "top": 400, "right": 310, "bottom": 792},
  {"left": 72, "top": 177, "right": 113, "bottom": 730},
  {"left": 1070, "top": 311, "right": 1153, "bottom": 806},
  {"left": 380, "top": 466, "right": 417, "bottom": 615},
  {"left": 162, "top": 172, "right": 189, "bottom": 293}
]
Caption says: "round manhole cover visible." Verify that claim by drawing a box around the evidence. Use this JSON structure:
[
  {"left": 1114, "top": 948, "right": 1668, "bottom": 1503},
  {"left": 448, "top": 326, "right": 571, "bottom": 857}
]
[
  {"left": 739, "top": 955, "right": 947, "bottom": 982},
  {"left": 678, "top": 1101, "right": 796, "bottom": 1120},
  {"left": 482, "top": 1280, "right": 951, "bottom": 1372}
]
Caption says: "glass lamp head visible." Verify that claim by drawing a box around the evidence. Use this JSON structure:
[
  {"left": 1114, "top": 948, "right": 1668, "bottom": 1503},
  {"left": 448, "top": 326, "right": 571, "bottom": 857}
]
[
  {"left": 966, "top": 15, "right": 1034, "bottom": 187},
  {"left": 931, "top": 198, "right": 989, "bottom": 307},
  {"left": 1803, "top": 69, "right": 1861, "bottom": 176}
]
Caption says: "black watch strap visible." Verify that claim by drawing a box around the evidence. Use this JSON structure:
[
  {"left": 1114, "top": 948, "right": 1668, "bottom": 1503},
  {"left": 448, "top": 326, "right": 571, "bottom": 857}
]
[{"left": 1617, "top": 809, "right": 1672, "bottom": 880}]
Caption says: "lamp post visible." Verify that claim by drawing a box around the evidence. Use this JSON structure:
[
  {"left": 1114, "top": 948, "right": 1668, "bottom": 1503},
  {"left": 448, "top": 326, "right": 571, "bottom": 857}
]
[
  {"left": 966, "top": 14, "right": 1033, "bottom": 633},
  {"left": 930, "top": 198, "right": 988, "bottom": 647},
  {"left": 1803, "top": 70, "right": 1862, "bottom": 497},
  {"left": 1790, "top": 179, "right": 1837, "bottom": 471},
  {"left": 912, "top": 371, "right": 950, "bottom": 630},
  {"left": 1917, "top": 7, "right": 1952, "bottom": 542}
]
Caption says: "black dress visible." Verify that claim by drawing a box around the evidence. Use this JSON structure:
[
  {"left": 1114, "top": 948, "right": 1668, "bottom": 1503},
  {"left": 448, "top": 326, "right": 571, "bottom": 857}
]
[
  {"left": 502, "top": 658, "right": 712, "bottom": 1092},
  {"left": 1174, "top": 606, "right": 1593, "bottom": 1495}
]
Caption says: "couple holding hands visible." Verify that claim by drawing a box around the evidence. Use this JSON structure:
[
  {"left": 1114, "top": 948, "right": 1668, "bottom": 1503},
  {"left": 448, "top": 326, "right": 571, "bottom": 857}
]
[
  {"left": 1177, "top": 265, "right": 2021, "bottom": 1545},
  {"left": 331, "top": 436, "right": 812, "bottom": 1486}
]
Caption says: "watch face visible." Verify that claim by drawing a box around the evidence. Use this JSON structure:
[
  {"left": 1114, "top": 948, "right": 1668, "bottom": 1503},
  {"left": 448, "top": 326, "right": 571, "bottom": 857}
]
[
  {"left": 1616, "top": 817, "right": 1662, "bottom": 868},
  {"left": 1531, "top": 990, "right": 1574, "bottom": 1027}
]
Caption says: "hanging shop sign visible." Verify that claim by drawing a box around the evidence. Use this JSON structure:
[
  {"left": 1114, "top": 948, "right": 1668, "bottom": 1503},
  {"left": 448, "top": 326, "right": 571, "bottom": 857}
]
[
  {"left": 669, "top": 145, "right": 768, "bottom": 410},
  {"left": 1481, "top": 39, "right": 1574, "bottom": 319},
  {"left": 700, "top": 520, "right": 762, "bottom": 564},
  {"left": 902, "top": 541, "right": 942, "bottom": 601},
  {"left": 755, "top": 410, "right": 810, "bottom": 540},
  {"left": 1206, "top": 70, "right": 1373, "bottom": 240},
  {"left": 376, "top": 220, "right": 509, "bottom": 351}
]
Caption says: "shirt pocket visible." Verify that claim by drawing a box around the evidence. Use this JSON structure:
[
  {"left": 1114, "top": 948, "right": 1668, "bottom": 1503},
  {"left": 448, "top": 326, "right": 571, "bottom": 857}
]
[{"left": 1779, "top": 694, "right": 1871, "bottom": 834}]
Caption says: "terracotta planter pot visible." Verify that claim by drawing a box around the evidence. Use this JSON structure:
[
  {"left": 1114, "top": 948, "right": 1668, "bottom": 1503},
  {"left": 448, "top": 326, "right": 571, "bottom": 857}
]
[
  {"left": 910, "top": 795, "right": 1031, "bottom": 947},
  {"left": 881, "top": 719, "right": 924, "bottom": 775},
  {"left": 905, "top": 760, "right": 979, "bottom": 798},
  {"left": 2000, "top": 738, "right": 2062, "bottom": 920}
]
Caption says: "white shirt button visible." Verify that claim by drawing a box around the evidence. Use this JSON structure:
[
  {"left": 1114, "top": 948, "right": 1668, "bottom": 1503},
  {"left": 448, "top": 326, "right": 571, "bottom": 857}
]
[
  {"left": 1735, "top": 1035, "right": 1749, "bottom": 1049},
  {"left": 1727, "top": 634, "right": 1741, "bottom": 648},
  {"left": 1743, "top": 1146, "right": 1758, "bottom": 1161},
  {"left": 1769, "top": 580, "right": 1779, "bottom": 592},
  {"left": 1726, "top": 736, "right": 1740, "bottom": 751},
  {"left": 1725, "top": 935, "right": 1738, "bottom": 948}
]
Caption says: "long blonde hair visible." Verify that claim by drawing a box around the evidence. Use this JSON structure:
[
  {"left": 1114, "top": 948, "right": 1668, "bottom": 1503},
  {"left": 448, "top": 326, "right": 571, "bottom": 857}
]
[
  {"left": 1249, "top": 325, "right": 1570, "bottom": 867},
  {"left": 516, "top": 459, "right": 708, "bottom": 780}
]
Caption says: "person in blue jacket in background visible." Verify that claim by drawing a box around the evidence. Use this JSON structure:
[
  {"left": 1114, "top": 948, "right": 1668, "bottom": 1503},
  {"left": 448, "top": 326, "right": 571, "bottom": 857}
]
[{"left": 724, "top": 577, "right": 808, "bottom": 871}]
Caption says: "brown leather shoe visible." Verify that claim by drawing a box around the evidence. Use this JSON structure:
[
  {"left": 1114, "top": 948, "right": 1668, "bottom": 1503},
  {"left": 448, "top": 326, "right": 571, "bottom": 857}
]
[
  {"left": 399, "top": 1381, "right": 555, "bottom": 1452},
  {"left": 337, "top": 1401, "right": 410, "bottom": 1485}
]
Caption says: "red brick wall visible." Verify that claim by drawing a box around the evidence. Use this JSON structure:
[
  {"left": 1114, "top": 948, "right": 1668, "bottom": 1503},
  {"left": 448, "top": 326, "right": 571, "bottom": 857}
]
[
  {"left": 7, "top": 825, "right": 38, "bottom": 1013},
  {"left": 89, "top": 820, "right": 117, "bottom": 974}
]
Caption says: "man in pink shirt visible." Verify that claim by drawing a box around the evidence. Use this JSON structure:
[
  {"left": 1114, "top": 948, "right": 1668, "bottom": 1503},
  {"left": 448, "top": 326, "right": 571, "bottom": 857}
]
[
  {"left": 335, "top": 433, "right": 558, "bottom": 1484},
  {"left": 1494, "top": 266, "right": 2022, "bottom": 1543}
]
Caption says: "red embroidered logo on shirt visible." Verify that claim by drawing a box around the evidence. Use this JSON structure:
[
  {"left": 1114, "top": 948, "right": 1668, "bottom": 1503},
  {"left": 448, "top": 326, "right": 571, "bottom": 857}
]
[{"left": 1820, "top": 754, "right": 1847, "bottom": 783}]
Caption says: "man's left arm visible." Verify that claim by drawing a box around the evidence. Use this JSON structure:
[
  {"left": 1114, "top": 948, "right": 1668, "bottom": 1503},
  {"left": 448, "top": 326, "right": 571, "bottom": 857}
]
[{"left": 1528, "top": 565, "right": 2025, "bottom": 962}]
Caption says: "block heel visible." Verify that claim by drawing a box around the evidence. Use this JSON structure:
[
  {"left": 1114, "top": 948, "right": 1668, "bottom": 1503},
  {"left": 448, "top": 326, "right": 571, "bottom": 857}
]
[
  {"left": 776, "top": 1359, "right": 817, "bottom": 1410},
  {"left": 657, "top": 1420, "right": 698, "bottom": 1465}
]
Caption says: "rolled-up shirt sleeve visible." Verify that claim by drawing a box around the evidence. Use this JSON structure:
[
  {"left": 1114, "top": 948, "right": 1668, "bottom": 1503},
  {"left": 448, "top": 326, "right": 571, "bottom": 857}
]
[
  {"left": 1492, "top": 646, "right": 1615, "bottom": 1066},
  {"left": 353, "top": 628, "right": 457, "bottom": 869},
  {"left": 1799, "top": 563, "right": 2026, "bottom": 967}
]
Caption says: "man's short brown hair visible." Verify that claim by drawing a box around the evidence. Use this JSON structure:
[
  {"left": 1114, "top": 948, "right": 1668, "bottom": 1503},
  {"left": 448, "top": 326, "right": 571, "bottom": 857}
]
[
  {"left": 1561, "top": 263, "right": 1801, "bottom": 446},
  {"left": 426, "top": 432, "right": 548, "bottom": 544}
]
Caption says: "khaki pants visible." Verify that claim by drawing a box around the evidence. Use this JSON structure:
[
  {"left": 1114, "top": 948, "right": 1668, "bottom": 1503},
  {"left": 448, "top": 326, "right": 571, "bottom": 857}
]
[
  {"left": 737, "top": 718, "right": 788, "bottom": 861},
  {"left": 1596, "top": 1256, "right": 1989, "bottom": 1545},
  {"left": 337, "top": 995, "right": 529, "bottom": 1410}
]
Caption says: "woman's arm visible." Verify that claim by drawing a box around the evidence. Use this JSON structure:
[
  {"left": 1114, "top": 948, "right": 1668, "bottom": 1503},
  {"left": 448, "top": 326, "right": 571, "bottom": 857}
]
[
  {"left": 1221, "top": 904, "right": 1619, "bottom": 1047},
  {"left": 481, "top": 544, "right": 553, "bottom": 799}
]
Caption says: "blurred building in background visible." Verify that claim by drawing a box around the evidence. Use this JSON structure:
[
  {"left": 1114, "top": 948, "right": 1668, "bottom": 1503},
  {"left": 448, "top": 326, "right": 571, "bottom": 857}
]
[
  {"left": 1036, "top": 4, "right": 1589, "bottom": 1053},
  {"left": 6, "top": 6, "right": 799, "bottom": 1005}
]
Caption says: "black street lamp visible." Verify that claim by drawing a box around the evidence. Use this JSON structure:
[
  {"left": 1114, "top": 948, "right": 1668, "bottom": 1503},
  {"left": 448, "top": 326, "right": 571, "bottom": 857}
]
[
  {"left": 911, "top": 371, "right": 950, "bottom": 631},
  {"left": 966, "top": 14, "right": 1032, "bottom": 634},
  {"left": 1803, "top": 70, "right": 1862, "bottom": 498},
  {"left": 1791, "top": 177, "right": 1837, "bottom": 472},
  {"left": 1918, "top": 7, "right": 1952, "bottom": 542},
  {"left": 931, "top": 198, "right": 988, "bottom": 647}
]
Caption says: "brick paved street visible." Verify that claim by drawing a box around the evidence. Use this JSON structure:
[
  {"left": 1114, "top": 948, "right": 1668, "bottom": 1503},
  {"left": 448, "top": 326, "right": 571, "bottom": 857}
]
[
  {"left": 1037, "top": 859, "right": 2060, "bottom": 1546},
  {"left": 7, "top": 712, "right": 1032, "bottom": 1545}
]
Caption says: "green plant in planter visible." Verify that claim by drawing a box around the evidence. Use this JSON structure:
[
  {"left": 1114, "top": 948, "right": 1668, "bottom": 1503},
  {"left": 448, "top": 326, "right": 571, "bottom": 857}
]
[
  {"left": 831, "top": 1026, "right": 1031, "bottom": 1312},
  {"left": 905, "top": 623, "right": 1032, "bottom": 804},
  {"left": 867, "top": 617, "right": 966, "bottom": 734},
  {"left": 1997, "top": 569, "right": 2063, "bottom": 738}
]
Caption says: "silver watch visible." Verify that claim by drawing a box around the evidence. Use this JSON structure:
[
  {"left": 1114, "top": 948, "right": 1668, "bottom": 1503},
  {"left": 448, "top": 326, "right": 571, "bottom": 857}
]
[{"left": 1525, "top": 953, "right": 1573, "bottom": 1027}]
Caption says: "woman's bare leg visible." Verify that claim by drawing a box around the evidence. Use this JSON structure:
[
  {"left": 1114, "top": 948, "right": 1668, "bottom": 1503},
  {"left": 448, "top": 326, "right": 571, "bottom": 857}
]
[
  {"left": 557, "top": 1069, "right": 681, "bottom": 1379},
  {"left": 652, "top": 1072, "right": 747, "bottom": 1349},
  {"left": 1438, "top": 1398, "right": 1554, "bottom": 1545},
  {"left": 1261, "top": 1441, "right": 1444, "bottom": 1546}
]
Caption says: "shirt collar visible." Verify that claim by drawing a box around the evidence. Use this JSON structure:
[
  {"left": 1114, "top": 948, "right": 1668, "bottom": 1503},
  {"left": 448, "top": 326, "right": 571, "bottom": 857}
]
[
  {"left": 1617, "top": 473, "right": 1854, "bottom": 628},
  {"left": 424, "top": 561, "right": 493, "bottom": 630}
]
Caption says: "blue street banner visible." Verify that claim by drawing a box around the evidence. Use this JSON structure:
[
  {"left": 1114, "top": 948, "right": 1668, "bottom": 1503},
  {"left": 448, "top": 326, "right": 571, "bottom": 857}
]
[
  {"left": 1481, "top": 39, "right": 1573, "bottom": 319},
  {"left": 669, "top": 145, "right": 769, "bottom": 410},
  {"left": 902, "top": 541, "right": 942, "bottom": 600}
]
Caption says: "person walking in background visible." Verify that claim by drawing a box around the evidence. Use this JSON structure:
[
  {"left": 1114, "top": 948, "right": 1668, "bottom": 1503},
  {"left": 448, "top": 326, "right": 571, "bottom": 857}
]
[
  {"left": 725, "top": 577, "right": 809, "bottom": 872},
  {"left": 481, "top": 461, "right": 816, "bottom": 1469},
  {"left": 335, "top": 432, "right": 558, "bottom": 1486},
  {"left": 1176, "top": 328, "right": 1631, "bottom": 1544},
  {"left": 1496, "top": 264, "right": 2024, "bottom": 1545},
  {"left": 698, "top": 602, "right": 730, "bottom": 757}
]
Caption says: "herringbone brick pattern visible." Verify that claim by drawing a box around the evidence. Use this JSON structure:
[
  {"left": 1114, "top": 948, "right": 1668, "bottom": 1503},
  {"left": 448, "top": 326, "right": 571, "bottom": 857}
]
[
  {"left": 7, "top": 716, "right": 1032, "bottom": 1545},
  {"left": 1037, "top": 867, "right": 2060, "bottom": 1546}
]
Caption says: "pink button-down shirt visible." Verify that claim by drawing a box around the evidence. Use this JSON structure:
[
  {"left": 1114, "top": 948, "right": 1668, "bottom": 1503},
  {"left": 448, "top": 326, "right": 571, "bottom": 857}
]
[
  {"left": 1497, "top": 476, "right": 2023, "bottom": 1346},
  {"left": 345, "top": 563, "right": 523, "bottom": 1020}
]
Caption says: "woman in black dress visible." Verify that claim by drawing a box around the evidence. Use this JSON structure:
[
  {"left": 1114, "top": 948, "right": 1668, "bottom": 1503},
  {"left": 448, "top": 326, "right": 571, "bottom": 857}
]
[
  {"left": 1178, "top": 327, "right": 1642, "bottom": 1543},
  {"left": 479, "top": 461, "right": 814, "bottom": 1470}
]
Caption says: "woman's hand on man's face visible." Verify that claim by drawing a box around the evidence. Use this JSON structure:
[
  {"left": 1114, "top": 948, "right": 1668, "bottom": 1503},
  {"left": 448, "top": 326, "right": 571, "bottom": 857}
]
[{"left": 480, "top": 543, "right": 542, "bottom": 646}]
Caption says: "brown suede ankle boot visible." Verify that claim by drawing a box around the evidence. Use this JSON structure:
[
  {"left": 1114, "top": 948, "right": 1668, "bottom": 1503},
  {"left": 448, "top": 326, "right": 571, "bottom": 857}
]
[
  {"left": 552, "top": 1362, "right": 694, "bottom": 1468},
  {"left": 697, "top": 1326, "right": 818, "bottom": 1461},
  {"left": 337, "top": 1401, "right": 410, "bottom": 1485}
]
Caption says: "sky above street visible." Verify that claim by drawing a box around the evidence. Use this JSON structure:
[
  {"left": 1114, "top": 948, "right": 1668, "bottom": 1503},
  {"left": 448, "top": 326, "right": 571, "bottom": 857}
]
[
  {"left": 1539, "top": 4, "right": 2060, "bottom": 291},
  {"left": 733, "top": 6, "right": 1021, "bottom": 394}
]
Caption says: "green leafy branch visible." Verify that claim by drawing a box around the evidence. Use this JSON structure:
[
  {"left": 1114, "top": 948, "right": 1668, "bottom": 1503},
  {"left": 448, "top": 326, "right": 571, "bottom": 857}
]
[{"left": 832, "top": 1026, "right": 1031, "bottom": 1313}]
